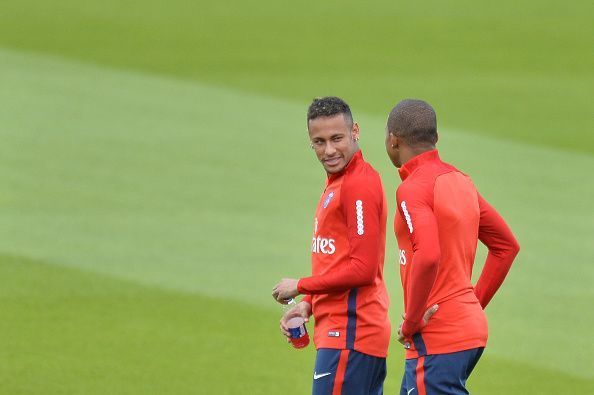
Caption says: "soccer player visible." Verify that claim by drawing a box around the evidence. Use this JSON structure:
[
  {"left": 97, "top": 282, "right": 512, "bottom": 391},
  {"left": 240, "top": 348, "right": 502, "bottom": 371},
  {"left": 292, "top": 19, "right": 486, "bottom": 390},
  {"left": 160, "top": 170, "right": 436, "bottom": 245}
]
[
  {"left": 384, "top": 99, "right": 520, "bottom": 395},
  {"left": 271, "top": 97, "right": 391, "bottom": 395}
]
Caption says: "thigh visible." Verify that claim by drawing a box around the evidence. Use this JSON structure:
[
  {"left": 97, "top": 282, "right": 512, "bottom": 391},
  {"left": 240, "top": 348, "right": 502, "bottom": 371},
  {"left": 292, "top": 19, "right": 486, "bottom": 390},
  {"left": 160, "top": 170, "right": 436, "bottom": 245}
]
[
  {"left": 399, "top": 373, "right": 407, "bottom": 395},
  {"left": 341, "top": 350, "right": 387, "bottom": 395},
  {"left": 312, "top": 349, "right": 342, "bottom": 395},
  {"left": 423, "top": 348, "right": 485, "bottom": 395},
  {"left": 400, "top": 358, "right": 420, "bottom": 395},
  {"left": 312, "top": 349, "right": 387, "bottom": 395}
]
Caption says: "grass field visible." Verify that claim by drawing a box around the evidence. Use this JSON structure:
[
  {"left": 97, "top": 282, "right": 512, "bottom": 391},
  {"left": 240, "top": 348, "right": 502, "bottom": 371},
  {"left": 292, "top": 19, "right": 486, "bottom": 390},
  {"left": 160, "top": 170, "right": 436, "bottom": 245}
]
[{"left": 0, "top": 1, "right": 593, "bottom": 393}]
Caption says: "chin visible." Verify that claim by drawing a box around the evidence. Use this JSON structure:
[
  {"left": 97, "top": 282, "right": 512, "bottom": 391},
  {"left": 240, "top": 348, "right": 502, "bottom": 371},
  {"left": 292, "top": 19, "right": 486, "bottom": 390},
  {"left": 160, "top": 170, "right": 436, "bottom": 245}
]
[{"left": 324, "top": 164, "right": 346, "bottom": 174}]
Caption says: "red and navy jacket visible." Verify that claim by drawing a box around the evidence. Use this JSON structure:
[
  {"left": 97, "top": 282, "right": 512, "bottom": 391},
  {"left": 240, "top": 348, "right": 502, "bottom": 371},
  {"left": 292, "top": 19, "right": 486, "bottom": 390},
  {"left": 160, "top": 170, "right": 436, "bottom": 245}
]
[
  {"left": 394, "top": 150, "right": 520, "bottom": 359},
  {"left": 298, "top": 150, "right": 391, "bottom": 358}
]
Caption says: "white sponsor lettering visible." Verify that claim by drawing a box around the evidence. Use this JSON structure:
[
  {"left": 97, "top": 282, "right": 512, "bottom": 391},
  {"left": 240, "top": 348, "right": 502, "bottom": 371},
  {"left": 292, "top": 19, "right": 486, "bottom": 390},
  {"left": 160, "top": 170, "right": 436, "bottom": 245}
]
[
  {"left": 401, "top": 201, "right": 413, "bottom": 233},
  {"left": 312, "top": 236, "right": 336, "bottom": 254},
  {"left": 320, "top": 238, "right": 329, "bottom": 253},
  {"left": 399, "top": 249, "right": 407, "bottom": 265}
]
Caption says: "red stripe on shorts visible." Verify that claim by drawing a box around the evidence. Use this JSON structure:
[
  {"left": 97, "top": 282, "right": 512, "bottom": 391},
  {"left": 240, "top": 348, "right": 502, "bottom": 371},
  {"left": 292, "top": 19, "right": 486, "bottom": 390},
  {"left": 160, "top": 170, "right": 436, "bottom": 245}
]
[
  {"left": 332, "top": 350, "right": 350, "bottom": 395},
  {"left": 416, "top": 356, "right": 426, "bottom": 395}
]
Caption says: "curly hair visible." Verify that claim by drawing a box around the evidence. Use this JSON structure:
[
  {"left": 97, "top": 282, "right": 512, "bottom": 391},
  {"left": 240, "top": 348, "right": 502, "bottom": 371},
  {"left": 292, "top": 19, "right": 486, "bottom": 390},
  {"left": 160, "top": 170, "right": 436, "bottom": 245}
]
[{"left": 307, "top": 96, "right": 353, "bottom": 126}]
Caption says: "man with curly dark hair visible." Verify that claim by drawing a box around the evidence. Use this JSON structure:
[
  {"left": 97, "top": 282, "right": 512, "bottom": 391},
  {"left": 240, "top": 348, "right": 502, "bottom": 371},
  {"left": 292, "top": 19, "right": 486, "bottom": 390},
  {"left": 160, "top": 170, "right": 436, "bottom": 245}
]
[{"left": 272, "top": 96, "right": 391, "bottom": 395}]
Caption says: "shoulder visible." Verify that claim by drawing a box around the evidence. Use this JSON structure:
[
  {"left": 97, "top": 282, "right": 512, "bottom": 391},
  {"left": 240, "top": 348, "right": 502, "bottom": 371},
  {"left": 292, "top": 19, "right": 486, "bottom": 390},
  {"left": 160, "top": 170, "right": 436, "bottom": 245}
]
[
  {"left": 433, "top": 160, "right": 474, "bottom": 185},
  {"left": 396, "top": 178, "right": 420, "bottom": 204},
  {"left": 343, "top": 159, "right": 383, "bottom": 192},
  {"left": 340, "top": 160, "right": 384, "bottom": 206},
  {"left": 439, "top": 160, "right": 464, "bottom": 176},
  {"left": 396, "top": 167, "right": 440, "bottom": 205},
  {"left": 396, "top": 167, "right": 433, "bottom": 195}
]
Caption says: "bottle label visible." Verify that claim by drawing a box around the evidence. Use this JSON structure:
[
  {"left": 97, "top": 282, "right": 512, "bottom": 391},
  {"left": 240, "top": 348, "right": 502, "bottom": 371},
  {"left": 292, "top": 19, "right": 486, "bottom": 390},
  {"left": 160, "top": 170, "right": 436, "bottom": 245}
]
[{"left": 289, "top": 325, "right": 307, "bottom": 339}]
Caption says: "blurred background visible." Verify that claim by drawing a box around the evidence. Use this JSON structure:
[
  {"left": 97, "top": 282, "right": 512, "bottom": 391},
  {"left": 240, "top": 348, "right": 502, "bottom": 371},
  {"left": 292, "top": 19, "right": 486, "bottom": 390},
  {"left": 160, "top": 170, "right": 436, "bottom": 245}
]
[{"left": 0, "top": 1, "right": 592, "bottom": 393}]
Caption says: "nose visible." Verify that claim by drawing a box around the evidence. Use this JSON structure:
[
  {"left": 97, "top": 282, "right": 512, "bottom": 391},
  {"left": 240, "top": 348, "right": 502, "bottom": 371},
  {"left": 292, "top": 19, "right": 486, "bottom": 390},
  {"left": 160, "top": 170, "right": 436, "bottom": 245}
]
[{"left": 324, "top": 141, "right": 337, "bottom": 156}]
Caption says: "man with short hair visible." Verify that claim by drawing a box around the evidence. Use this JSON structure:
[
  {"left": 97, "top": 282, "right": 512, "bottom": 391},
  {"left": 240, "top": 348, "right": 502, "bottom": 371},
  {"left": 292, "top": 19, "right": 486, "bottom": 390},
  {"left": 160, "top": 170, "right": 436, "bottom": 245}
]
[
  {"left": 272, "top": 96, "right": 391, "bottom": 395},
  {"left": 385, "top": 99, "right": 520, "bottom": 395}
]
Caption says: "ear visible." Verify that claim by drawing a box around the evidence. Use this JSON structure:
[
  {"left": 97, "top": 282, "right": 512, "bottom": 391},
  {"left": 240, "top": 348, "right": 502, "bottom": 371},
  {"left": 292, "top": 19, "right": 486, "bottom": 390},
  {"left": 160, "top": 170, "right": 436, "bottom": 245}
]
[
  {"left": 388, "top": 131, "right": 399, "bottom": 149},
  {"left": 352, "top": 122, "right": 360, "bottom": 141}
]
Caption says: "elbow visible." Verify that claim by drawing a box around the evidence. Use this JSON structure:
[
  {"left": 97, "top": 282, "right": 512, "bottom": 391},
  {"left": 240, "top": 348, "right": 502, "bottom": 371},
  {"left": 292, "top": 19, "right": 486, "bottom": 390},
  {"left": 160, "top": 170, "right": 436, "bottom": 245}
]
[
  {"left": 490, "top": 236, "right": 520, "bottom": 262},
  {"left": 417, "top": 251, "right": 440, "bottom": 277},
  {"left": 361, "top": 277, "right": 375, "bottom": 287},
  {"left": 509, "top": 236, "right": 520, "bottom": 258},
  {"left": 353, "top": 264, "right": 377, "bottom": 288},
  {"left": 357, "top": 269, "right": 376, "bottom": 287},
  {"left": 350, "top": 257, "right": 378, "bottom": 288}
]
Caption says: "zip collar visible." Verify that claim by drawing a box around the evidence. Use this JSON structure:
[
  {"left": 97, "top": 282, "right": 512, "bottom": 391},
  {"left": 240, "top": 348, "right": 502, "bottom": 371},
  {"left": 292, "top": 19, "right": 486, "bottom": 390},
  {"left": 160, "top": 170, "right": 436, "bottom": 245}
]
[
  {"left": 327, "top": 149, "right": 363, "bottom": 183},
  {"left": 398, "top": 149, "right": 440, "bottom": 181}
]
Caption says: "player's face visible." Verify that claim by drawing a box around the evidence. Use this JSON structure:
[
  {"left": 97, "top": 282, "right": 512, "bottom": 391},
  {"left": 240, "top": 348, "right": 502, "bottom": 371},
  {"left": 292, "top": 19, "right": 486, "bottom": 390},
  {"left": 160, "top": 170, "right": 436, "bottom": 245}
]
[
  {"left": 308, "top": 114, "right": 360, "bottom": 174},
  {"left": 385, "top": 127, "right": 401, "bottom": 168}
]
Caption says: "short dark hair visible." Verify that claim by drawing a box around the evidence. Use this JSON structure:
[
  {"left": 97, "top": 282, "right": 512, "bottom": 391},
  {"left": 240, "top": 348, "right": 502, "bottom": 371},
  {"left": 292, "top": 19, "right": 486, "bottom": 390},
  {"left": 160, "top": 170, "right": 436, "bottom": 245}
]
[
  {"left": 307, "top": 96, "right": 353, "bottom": 126},
  {"left": 387, "top": 99, "right": 438, "bottom": 147}
]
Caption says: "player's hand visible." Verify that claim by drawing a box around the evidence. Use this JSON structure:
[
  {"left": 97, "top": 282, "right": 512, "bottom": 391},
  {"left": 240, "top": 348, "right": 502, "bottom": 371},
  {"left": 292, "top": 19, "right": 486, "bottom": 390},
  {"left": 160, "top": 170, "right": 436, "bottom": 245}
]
[
  {"left": 422, "top": 304, "right": 439, "bottom": 324},
  {"left": 272, "top": 278, "right": 300, "bottom": 303},
  {"left": 396, "top": 316, "right": 406, "bottom": 347},
  {"left": 279, "top": 301, "right": 312, "bottom": 341},
  {"left": 397, "top": 304, "right": 439, "bottom": 347},
  {"left": 396, "top": 313, "right": 408, "bottom": 347}
]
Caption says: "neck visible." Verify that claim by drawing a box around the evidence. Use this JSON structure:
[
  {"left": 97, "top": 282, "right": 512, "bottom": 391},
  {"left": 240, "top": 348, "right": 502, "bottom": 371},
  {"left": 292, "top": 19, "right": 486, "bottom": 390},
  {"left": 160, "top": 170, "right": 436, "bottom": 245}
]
[{"left": 400, "top": 145, "right": 435, "bottom": 167}]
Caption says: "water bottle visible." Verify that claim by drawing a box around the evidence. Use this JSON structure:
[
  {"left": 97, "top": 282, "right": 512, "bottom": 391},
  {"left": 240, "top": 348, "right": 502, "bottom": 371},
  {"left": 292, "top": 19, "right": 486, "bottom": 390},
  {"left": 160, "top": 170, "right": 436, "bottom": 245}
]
[{"left": 284, "top": 298, "right": 310, "bottom": 349}]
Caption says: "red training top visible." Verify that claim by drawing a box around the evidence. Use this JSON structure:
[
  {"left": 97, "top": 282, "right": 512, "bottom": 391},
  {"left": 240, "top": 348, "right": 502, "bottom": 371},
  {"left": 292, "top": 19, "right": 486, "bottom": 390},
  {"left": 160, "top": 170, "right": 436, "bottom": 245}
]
[
  {"left": 298, "top": 150, "right": 391, "bottom": 358},
  {"left": 394, "top": 150, "right": 520, "bottom": 359}
]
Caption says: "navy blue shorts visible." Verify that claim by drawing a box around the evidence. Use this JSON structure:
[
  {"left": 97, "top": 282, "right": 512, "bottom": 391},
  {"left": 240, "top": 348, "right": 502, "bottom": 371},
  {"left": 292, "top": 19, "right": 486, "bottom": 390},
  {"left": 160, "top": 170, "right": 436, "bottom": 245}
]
[
  {"left": 312, "top": 348, "right": 386, "bottom": 395},
  {"left": 399, "top": 347, "right": 484, "bottom": 395}
]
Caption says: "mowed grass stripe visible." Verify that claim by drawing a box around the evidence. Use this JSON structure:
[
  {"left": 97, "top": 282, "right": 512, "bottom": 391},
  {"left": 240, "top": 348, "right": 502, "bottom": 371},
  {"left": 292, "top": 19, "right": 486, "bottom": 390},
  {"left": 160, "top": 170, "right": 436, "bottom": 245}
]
[
  {"left": 1, "top": 254, "right": 593, "bottom": 394},
  {"left": 0, "top": 0, "right": 592, "bottom": 154},
  {"left": 0, "top": 47, "right": 318, "bottom": 302},
  {"left": 1, "top": 49, "right": 593, "bottom": 379},
  {"left": 0, "top": 254, "right": 313, "bottom": 394}
]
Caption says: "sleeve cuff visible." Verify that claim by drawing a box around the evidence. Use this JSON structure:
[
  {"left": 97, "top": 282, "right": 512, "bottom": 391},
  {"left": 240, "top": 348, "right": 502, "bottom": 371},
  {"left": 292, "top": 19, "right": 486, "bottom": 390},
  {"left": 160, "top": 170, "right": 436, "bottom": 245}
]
[
  {"left": 401, "top": 319, "right": 422, "bottom": 338},
  {"left": 301, "top": 294, "right": 312, "bottom": 305},
  {"left": 297, "top": 277, "right": 309, "bottom": 294}
]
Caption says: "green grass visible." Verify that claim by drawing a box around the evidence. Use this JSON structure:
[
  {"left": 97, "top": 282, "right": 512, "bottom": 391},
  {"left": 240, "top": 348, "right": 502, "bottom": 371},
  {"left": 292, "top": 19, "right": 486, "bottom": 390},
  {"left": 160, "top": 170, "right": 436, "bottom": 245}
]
[
  {"left": 1, "top": 49, "right": 593, "bottom": 393},
  {"left": 2, "top": 255, "right": 592, "bottom": 394},
  {"left": 0, "top": 0, "right": 593, "bottom": 393},
  {"left": 0, "top": 255, "right": 594, "bottom": 395},
  {"left": 0, "top": 254, "right": 313, "bottom": 394},
  {"left": 0, "top": 1, "right": 592, "bottom": 154}
]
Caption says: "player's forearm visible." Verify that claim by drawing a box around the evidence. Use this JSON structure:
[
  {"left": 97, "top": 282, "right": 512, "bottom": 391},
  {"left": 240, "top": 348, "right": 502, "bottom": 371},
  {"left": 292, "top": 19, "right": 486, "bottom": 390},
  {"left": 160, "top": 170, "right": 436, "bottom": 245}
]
[
  {"left": 475, "top": 193, "right": 520, "bottom": 308},
  {"left": 401, "top": 251, "right": 439, "bottom": 337},
  {"left": 474, "top": 241, "right": 519, "bottom": 308},
  {"left": 298, "top": 300, "right": 312, "bottom": 318},
  {"left": 297, "top": 257, "right": 377, "bottom": 294}
]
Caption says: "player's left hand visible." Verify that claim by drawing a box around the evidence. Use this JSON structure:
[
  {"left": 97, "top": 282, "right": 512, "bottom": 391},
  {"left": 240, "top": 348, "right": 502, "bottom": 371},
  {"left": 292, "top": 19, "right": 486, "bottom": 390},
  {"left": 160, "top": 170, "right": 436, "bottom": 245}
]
[
  {"left": 272, "top": 278, "right": 300, "bottom": 303},
  {"left": 397, "top": 304, "right": 439, "bottom": 348}
]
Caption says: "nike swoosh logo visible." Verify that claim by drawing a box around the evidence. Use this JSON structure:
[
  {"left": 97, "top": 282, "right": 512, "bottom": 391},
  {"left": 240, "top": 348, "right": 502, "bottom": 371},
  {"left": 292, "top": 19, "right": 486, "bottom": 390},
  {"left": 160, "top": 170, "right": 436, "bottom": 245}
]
[
  {"left": 407, "top": 388, "right": 415, "bottom": 395},
  {"left": 313, "top": 372, "right": 332, "bottom": 380}
]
